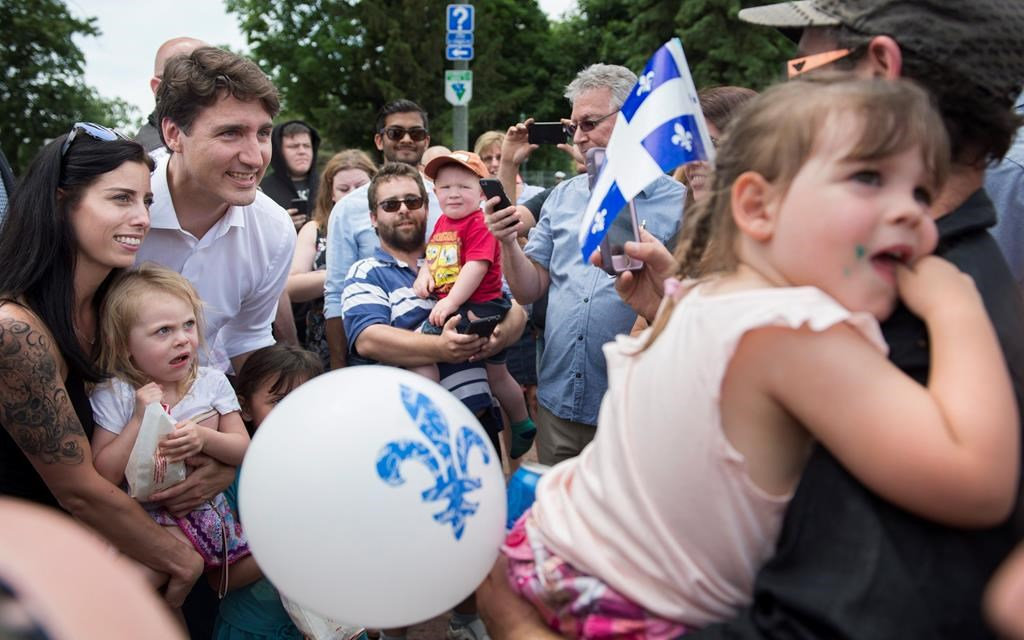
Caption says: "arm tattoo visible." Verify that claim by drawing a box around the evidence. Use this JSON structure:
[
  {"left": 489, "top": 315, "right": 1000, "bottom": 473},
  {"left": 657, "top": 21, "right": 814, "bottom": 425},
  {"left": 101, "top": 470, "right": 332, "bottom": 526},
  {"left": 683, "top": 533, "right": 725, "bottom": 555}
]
[{"left": 0, "top": 319, "right": 86, "bottom": 464}]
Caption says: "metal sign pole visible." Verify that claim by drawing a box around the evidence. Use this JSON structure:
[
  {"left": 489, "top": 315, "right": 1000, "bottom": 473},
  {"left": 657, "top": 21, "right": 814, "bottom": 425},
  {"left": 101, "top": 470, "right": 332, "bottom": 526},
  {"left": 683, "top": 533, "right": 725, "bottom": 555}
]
[
  {"left": 453, "top": 59, "right": 469, "bottom": 150},
  {"left": 445, "top": 3, "right": 474, "bottom": 151}
]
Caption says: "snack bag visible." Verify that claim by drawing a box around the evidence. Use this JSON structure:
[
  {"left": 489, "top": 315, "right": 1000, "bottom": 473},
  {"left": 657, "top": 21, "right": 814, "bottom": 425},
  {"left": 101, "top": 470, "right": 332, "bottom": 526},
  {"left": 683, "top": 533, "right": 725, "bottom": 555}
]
[
  {"left": 281, "top": 594, "right": 366, "bottom": 640},
  {"left": 125, "top": 402, "right": 187, "bottom": 501}
]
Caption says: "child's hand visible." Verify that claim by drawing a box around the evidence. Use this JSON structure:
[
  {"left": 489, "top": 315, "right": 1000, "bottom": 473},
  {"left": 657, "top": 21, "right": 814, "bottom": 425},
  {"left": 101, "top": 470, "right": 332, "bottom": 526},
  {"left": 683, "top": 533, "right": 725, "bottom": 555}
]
[
  {"left": 160, "top": 420, "right": 205, "bottom": 463},
  {"left": 897, "top": 255, "right": 980, "bottom": 319},
  {"left": 430, "top": 297, "right": 458, "bottom": 327},
  {"left": 133, "top": 382, "right": 164, "bottom": 419},
  {"left": 413, "top": 270, "right": 435, "bottom": 299}
]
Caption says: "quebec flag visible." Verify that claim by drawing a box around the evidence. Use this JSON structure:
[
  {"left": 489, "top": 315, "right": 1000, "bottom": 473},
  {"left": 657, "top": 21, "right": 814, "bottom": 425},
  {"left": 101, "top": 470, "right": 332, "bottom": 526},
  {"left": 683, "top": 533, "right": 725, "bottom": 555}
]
[{"left": 578, "top": 38, "right": 715, "bottom": 263}]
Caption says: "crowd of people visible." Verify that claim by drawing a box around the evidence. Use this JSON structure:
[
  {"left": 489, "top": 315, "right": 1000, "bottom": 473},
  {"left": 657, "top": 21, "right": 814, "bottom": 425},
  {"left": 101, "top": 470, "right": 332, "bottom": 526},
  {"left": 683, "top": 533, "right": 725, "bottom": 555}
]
[{"left": 2, "top": 0, "right": 1024, "bottom": 639}]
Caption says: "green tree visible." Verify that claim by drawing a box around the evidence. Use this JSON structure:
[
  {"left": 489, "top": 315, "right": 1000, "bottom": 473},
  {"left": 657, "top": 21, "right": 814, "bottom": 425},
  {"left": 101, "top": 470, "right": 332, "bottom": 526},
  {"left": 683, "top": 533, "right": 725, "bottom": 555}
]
[
  {"left": 227, "top": 0, "right": 564, "bottom": 155},
  {"left": 0, "top": 0, "right": 141, "bottom": 173},
  {"left": 551, "top": 0, "right": 793, "bottom": 92}
]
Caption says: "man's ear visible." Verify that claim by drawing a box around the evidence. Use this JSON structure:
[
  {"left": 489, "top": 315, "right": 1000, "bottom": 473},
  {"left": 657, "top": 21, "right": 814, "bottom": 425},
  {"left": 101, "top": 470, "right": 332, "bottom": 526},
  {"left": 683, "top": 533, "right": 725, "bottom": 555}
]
[
  {"left": 149, "top": 76, "right": 161, "bottom": 96},
  {"left": 731, "top": 171, "right": 777, "bottom": 242},
  {"left": 860, "top": 35, "right": 903, "bottom": 80},
  {"left": 374, "top": 133, "right": 384, "bottom": 153},
  {"left": 370, "top": 210, "right": 379, "bottom": 230},
  {"left": 162, "top": 119, "right": 184, "bottom": 154}
]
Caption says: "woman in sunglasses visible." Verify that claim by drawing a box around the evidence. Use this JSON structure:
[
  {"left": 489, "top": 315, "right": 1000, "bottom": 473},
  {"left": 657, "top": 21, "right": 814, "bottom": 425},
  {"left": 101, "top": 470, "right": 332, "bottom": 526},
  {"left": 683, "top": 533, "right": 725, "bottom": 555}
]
[{"left": 0, "top": 124, "right": 204, "bottom": 608}]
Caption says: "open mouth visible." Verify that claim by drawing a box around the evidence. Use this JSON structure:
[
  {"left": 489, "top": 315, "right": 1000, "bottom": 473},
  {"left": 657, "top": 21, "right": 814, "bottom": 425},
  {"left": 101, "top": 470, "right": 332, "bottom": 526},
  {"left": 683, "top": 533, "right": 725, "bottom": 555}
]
[
  {"left": 870, "top": 245, "right": 912, "bottom": 283},
  {"left": 169, "top": 352, "right": 190, "bottom": 366}
]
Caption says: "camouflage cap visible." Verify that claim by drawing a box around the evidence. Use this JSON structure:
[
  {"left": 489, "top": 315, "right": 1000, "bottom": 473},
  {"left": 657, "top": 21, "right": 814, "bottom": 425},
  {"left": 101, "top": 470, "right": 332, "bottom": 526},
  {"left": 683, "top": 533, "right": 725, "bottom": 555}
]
[{"left": 738, "top": 0, "right": 1024, "bottom": 103}]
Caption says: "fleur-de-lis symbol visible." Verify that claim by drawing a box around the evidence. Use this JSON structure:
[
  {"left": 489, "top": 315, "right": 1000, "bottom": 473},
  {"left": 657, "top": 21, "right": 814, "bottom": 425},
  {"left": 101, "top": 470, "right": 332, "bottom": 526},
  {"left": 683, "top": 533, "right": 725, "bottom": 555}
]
[
  {"left": 590, "top": 208, "right": 607, "bottom": 235},
  {"left": 376, "top": 385, "right": 492, "bottom": 540},
  {"left": 636, "top": 70, "right": 655, "bottom": 96},
  {"left": 671, "top": 123, "right": 693, "bottom": 152}
]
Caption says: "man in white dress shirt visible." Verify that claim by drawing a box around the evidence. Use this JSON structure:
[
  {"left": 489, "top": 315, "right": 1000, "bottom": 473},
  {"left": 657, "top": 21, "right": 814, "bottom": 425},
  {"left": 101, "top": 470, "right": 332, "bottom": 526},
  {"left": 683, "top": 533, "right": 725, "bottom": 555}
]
[{"left": 138, "top": 47, "right": 294, "bottom": 375}]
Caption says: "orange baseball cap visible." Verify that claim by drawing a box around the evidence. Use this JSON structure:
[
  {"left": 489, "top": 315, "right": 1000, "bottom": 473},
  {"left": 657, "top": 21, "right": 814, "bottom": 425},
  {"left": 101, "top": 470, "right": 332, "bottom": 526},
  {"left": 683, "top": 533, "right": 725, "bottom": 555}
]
[{"left": 424, "top": 150, "right": 489, "bottom": 180}]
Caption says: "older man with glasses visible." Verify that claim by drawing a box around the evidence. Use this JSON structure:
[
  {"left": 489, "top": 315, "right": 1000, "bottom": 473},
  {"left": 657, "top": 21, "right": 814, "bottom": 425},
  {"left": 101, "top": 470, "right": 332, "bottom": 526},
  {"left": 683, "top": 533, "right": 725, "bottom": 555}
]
[
  {"left": 485, "top": 63, "right": 685, "bottom": 465},
  {"left": 323, "top": 99, "right": 444, "bottom": 369}
]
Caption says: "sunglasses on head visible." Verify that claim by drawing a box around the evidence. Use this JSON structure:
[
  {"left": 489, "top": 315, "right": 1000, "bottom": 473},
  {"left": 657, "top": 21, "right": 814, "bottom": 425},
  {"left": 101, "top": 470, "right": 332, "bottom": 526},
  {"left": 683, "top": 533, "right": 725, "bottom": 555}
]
[
  {"left": 380, "top": 126, "right": 429, "bottom": 142},
  {"left": 376, "top": 196, "right": 425, "bottom": 213},
  {"left": 563, "top": 110, "right": 618, "bottom": 138},
  {"left": 60, "top": 122, "right": 129, "bottom": 157}
]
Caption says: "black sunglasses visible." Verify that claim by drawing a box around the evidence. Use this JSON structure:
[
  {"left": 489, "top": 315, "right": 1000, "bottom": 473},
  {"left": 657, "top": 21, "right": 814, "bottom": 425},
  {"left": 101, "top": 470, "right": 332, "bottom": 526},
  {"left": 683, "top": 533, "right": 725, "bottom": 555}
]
[
  {"left": 563, "top": 111, "right": 618, "bottom": 138},
  {"left": 376, "top": 196, "right": 425, "bottom": 213},
  {"left": 60, "top": 122, "right": 129, "bottom": 157},
  {"left": 380, "top": 126, "right": 429, "bottom": 142}
]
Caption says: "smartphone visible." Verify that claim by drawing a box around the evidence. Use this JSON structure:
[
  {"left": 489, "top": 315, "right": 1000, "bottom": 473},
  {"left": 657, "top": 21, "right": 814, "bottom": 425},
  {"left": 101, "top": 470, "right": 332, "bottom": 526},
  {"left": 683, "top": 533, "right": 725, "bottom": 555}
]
[
  {"left": 584, "top": 147, "right": 643, "bottom": 276},
  {"left": 290, "top": 197, "right": 309, "bottom": 216},
  {"left": 479, "top": 178, "right": 513, "bottom": 211},
  {"left": 528, "top": 122, "right": 566, "bottom": 145},
  {"left": 459, "top": 314, "right": 502, "bottom": 338}
]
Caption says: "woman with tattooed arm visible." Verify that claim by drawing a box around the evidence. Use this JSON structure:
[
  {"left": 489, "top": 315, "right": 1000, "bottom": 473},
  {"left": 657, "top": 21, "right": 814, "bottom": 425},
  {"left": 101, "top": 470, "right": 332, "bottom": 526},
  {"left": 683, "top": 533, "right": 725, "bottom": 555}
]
[{"left": 0, "top": 126, "right": 205, "bottom": 607}]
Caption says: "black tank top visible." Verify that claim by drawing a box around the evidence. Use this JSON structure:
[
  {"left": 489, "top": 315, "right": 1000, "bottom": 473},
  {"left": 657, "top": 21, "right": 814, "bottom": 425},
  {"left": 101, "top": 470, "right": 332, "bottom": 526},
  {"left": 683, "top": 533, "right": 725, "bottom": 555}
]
[{"left": 0, "top": 368, "right": 95, "bottom": 510}]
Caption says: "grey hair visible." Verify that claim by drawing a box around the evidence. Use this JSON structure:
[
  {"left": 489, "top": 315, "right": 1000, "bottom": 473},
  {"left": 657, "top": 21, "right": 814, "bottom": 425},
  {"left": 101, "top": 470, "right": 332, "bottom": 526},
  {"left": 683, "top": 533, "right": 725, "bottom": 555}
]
[{"left": 564, "top": 64, "right": 638, "bottom": 109}]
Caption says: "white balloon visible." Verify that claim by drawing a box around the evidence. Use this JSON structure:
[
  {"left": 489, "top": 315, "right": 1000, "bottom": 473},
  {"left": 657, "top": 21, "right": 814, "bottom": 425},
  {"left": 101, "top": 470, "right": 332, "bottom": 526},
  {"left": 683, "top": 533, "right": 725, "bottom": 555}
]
[{"left": 239, "top": 366, "right": 506, "bottom": 629}]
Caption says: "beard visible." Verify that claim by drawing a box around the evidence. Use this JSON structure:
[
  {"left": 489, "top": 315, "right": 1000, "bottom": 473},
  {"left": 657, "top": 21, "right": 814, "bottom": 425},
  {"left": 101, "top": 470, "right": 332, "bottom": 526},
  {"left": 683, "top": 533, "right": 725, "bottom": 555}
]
[{"left": 378, "top": 215, "right": 426, "bottom": 253}]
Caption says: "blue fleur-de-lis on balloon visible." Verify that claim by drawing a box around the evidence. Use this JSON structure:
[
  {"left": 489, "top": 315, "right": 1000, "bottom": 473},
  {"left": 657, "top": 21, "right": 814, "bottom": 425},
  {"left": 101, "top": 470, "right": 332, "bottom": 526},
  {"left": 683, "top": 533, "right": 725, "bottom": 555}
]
[{"left": 375, "top": 385, "right": 492, "bottom": 540}]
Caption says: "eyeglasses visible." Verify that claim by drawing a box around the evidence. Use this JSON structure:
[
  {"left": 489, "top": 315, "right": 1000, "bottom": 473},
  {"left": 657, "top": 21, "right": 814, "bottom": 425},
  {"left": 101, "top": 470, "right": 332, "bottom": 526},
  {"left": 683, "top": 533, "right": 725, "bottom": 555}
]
[
  {"left": 786, "top": 48, "right": 853, "bottom": 79},
  {"left": 376, "top": 196, "right": 425, "bottom": 212},
  {"left": 380, "top": 126, "right": 429, "bottom": 142},
  {"left": 563, "top": 111, "right": 619, "bottom": 138},
  {"left": 60, "top": 122, "right": 129, "bottom": 157}
]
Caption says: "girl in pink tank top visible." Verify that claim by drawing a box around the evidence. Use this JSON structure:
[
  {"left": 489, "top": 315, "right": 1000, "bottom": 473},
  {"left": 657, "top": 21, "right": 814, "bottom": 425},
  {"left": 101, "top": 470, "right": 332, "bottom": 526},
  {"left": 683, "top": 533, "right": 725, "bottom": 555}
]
[{"left": 503, "top": 77, "right": 1019, "bottom": 638}]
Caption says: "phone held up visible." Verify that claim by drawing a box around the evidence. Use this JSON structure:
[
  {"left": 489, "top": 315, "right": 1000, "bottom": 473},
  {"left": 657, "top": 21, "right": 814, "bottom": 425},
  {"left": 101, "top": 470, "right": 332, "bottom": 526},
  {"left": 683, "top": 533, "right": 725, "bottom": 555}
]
[
  {"left": 290, "top": 197, "right": 309, "bottom": 216},
  {"left": 479, "top": 178, "right": 513, "bottom": 212},
  {"left": 585, "top": 147, "right": 643, "bottom": 276},
  {"left": 527, "top": 122, "right": 567, "bottom": 145}
]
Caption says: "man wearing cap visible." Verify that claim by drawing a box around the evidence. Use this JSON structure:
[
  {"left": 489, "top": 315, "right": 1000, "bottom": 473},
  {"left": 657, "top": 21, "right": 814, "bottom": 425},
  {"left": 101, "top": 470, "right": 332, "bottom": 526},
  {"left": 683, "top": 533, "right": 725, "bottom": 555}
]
[
  {"left": 324, "top": 98, "right": 443, "bottom": 369},
  {"left": 701, "top": 2, "right": 1024, "bottom": 638}
]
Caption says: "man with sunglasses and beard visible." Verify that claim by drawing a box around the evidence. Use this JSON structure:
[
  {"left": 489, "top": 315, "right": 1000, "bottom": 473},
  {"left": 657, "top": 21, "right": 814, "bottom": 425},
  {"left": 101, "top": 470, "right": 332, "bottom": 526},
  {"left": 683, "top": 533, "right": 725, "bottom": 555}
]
[
  {"left": 324, "top": 99, "right": 444, "bottom": 369},
  {"left": 341, "top": 165, "right": 524, "bottom": 640},
  {"left": 484, "top": 64, "right": 685, "bottom": 465}
]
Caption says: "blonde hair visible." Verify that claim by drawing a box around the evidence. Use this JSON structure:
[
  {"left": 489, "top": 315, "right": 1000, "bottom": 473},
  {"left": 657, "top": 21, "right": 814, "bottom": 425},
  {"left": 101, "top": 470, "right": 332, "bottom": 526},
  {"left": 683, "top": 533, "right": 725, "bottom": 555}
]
[
  {"left": 312, "top": 149, "right": 378, "bottom": 233},
  {"left": 97, "top": 263, "right": 206, "bottom": 390},
  {"left": 473, "top": 131, "right": 504, "bottom": 157},
  {"left": 649, "top": 76, "right": 951, "bottom": 348}
]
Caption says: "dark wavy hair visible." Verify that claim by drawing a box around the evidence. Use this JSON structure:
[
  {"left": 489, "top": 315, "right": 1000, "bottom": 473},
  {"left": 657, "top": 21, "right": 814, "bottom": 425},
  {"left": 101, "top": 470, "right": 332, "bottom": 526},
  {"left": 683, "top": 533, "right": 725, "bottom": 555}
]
[
  {"left": 156, "top": 47, "right": 280, "bottom": 145},
  {"left": 0, "top": 134, "right": 154, "bottom": 382}
]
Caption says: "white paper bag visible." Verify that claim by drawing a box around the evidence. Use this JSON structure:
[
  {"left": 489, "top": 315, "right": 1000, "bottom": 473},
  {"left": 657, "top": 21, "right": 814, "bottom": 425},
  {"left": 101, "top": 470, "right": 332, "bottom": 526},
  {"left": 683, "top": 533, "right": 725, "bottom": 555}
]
[
  {"left": 280, "top": 593, "right": 366, "bottom": 640},
  {"left": 125, "top": 403, "right": 187, "bottom": 501}
]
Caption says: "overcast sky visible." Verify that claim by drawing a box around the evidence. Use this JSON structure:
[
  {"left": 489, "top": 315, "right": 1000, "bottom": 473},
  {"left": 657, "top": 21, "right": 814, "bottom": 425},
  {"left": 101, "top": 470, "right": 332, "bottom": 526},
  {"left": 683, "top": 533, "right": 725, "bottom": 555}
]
[{"left": 70, "top": 0, "right": 577, "bottom": 121}]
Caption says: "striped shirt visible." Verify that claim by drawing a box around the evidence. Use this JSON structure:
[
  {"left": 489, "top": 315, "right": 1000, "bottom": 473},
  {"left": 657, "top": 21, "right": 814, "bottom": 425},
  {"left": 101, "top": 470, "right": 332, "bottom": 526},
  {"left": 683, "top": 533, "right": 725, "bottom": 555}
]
[{"left": 342, "top": 248, "right": 492, "bottom": 414}]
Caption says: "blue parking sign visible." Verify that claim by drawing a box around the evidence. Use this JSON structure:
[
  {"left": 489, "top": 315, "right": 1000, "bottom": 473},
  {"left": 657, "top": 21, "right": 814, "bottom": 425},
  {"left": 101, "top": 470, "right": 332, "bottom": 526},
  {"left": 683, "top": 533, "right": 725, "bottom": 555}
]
[{"left": 447, "top": 4, "right": 474, "bottom": 32}]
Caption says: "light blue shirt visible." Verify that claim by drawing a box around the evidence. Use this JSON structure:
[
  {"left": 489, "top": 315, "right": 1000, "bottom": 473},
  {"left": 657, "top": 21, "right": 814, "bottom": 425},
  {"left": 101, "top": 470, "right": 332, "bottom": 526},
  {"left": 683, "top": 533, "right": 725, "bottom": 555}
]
[
  {"left": 524, "top": 173, "right": 685, "bottom": 425},
  {"left": 323, "top": 179, "right": 442, "bottom": 319},
  {"left": 984, "top": 94, "right": 1024, "bottom": 287}
]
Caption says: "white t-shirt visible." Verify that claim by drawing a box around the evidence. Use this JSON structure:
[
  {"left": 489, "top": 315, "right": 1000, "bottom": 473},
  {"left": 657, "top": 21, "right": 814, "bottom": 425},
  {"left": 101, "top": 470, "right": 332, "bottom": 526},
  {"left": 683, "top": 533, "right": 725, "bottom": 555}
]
[
  {"left": 90, "top": 367, "right": 241, "bottom": 434},
  {"left": 139, "top": 155, "right": 295, "bottom": 370}
]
